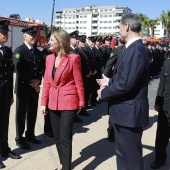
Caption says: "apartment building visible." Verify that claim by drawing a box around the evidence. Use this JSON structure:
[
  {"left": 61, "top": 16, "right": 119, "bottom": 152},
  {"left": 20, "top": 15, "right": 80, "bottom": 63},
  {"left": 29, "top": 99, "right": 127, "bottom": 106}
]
[{"left": 55, "top": 5, "right": 132, "bottom": 36}]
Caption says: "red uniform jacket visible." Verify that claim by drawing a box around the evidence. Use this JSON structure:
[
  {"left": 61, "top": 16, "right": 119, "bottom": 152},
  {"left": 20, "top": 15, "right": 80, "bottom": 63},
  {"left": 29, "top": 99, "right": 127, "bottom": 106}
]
[{"left": 41, "top": 53, "right": 85, "bottom": 110}]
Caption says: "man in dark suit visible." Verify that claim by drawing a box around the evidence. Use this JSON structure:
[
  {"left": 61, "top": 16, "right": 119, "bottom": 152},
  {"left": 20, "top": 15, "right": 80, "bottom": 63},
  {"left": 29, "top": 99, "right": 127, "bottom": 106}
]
[
  {"left": 150, "top": 54, "right": 170, "bottom": 169},
  {"left": 97, "top": 13, "right": 149, "bottom": 170},
  {"left": 13, "top": 26, "right": 43, "bottom": 150},
  {"left": 0, "top": 20, "right": 21, "bottom": 169}
]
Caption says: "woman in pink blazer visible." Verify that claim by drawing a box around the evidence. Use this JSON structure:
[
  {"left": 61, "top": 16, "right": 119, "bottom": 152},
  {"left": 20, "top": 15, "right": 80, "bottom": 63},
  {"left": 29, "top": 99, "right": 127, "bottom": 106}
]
[{"left": 41, "top": 29, "right": 85, "bottom": 170}]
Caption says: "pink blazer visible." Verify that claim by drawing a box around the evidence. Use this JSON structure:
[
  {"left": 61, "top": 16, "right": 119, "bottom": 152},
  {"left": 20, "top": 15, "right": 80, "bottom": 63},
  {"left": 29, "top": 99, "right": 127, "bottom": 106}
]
[{"left": 41, "top": 53, "right": 85, "bottom": 110}]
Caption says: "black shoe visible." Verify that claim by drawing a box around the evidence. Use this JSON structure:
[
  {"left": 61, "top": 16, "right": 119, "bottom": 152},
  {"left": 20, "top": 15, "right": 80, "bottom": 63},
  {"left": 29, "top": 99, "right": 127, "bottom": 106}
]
[
  {"left": 79, "top": 109, "right": 89, "bottom": 116},
  {"left": 0, "top": 162, "right": 5, "bottom": 169},
  {"left": 16, "top": 141, "right": 31, "bottom": 150},
  {"left": 85, "top": 105, "right": 93, "bottom": 109},
  {"left": 95, "top": 101, "right": 101, "bottom": 104},
  {"left": 44, "top": 132, "right": 54, "bottom": 138},
  {"left": 7, "top": 151, "right": 21, "bottom": 159},
  {"left": 89, "top": 103, "right": 96, "bottom": 107},
  {"left": 150, "top": 161, "right": 165, "bottom": 169},
  {"left": 107, "top": 135, "right": 115, "bottom": 143},
  {"left": 74, "top": 115, "right": 83, "bottom": 123},
  {"left": 26, "top": 137, "right": 41, "bottom": 144}
]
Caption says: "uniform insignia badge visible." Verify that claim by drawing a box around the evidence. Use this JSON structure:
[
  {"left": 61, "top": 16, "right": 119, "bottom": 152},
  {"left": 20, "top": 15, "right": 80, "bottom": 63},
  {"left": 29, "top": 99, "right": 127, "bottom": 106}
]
[
  {"left": 110, "top": 51, "right": 114, "bottom": 58},
  {"left": 15, "top": 53, "right": 20, "bottom": 58}
]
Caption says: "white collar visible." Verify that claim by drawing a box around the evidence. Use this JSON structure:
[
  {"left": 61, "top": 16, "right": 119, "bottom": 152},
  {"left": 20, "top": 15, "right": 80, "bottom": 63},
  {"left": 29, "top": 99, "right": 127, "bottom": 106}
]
[
  {"left": 125, "top": 37, "right": 140, "bottom": 48},
  {"left": 24, "top": 41, "right": 33, "bottom": 50}
]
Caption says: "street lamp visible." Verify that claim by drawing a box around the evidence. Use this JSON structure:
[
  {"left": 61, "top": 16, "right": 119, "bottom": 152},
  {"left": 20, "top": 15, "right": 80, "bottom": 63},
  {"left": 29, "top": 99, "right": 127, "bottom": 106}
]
[{"left": 51, "top": 0, "right": 56, "bottom": 32}]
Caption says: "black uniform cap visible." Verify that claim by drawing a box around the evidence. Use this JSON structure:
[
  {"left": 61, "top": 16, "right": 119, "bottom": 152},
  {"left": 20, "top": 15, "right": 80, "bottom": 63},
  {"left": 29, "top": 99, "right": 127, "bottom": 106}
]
[
  {"left": 88, "top": 36, "right": 97, "bottom": 43},
  {"left": 78, "top": 35, "right": 86, "bottom": 43},
  {"left": 69, "top": 30, "right": 79, "bottom": 38},
  {"left": 103, "top": 35, "right": 112, "bottom": 42},
  {"left": 96, "top": 35, "right": 102, "bottom": 42},
  {"left": 0, "top": 20, "right": 10, "bottom": 31},
  {"left": 21, "top": 26, "right": 38, "bottom": 35}
]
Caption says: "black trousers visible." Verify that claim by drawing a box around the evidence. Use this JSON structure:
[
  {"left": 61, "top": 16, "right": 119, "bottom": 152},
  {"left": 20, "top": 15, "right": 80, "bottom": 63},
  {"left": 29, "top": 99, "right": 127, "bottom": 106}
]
[
  {"left": 107, "top": 117, "right": 114, "bottom": 137},
  {"left": 15, "top": 92, "right": 39, "bottom": 142},
  {"left": 114, "top": 124, "right": 143, "bottom": 170},
  {"left": 0, "top": 107, "right": 11, "bottom": 155},
  {"left": 50, "top": 110, "right": 76, "bottom": 170},
  {"left": 154, "top": 110, "right": 170, "bottom": 163},
  {"left": 44, "top": 107, "right": 52, "bottom": 133}
]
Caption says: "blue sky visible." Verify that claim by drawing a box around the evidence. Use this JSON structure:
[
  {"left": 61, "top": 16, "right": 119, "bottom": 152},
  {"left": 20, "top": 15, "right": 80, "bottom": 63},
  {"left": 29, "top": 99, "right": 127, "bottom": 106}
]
[{"left": 0, "top": 0, "right": 169, "bottom": 25}]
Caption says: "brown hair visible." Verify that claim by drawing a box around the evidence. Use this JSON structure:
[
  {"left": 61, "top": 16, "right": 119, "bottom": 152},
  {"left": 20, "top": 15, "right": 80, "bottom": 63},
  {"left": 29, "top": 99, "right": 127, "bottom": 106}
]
[{"left": 51, "top": 29, "right": 70, "bottom": 56}]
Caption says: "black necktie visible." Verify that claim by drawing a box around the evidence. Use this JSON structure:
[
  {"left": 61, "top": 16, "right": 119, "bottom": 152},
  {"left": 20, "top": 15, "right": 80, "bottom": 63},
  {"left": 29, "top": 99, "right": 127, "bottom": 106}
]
[
  {"left": 30, "top": 48, "right": 34, "bottom": 54},
  {"left": 0, "top": 46, "right": 5, "bottom": 55}
]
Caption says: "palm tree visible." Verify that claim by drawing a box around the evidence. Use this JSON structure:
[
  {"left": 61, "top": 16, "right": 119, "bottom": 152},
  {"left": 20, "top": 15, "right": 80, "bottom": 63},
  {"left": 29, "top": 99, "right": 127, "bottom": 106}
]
[
  {"left": 148, "top": 19, "right": 159, "bottom": 37},
  {"left": 138, "top": 13, "right": 149, "bottom": 36},
  {"left": 160, "top": 10, "right": 170, "bottom": 37}
]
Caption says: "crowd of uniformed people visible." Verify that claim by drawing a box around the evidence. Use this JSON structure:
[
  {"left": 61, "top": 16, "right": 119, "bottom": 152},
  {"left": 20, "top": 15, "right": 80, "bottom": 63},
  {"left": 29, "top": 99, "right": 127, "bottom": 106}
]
[{"left": 0, "top": 17, "right": 170, "bottom": 169}]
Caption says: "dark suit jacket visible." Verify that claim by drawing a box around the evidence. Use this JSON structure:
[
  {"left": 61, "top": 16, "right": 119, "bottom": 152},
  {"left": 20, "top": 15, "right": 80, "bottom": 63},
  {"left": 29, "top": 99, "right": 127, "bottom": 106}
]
[
  {"left": 84, "top": 45, "right": 97, "bottom": 72},
  {"left": 101, "top": 39, "right": 149, "bottom": 128},
  {"left": 0, "top": 46, "right": 13, "bottom": 107},
  {"left": 76, "top": 47, "right": 91, "bottom": 78},
  {"left": 13, "top": 43, "right": 43, "bottom": 95},
  {"left": 155, "top": 58, "right": 170, "bottom": 113},
  {"left": 104, "top": 45, "right": 125, "bottom": 78}
]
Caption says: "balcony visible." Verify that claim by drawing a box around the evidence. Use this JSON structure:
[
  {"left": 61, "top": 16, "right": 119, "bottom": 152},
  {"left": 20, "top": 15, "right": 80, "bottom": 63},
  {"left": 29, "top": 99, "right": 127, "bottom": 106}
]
[{"left": 92, "top": 23, "right": 98, "bottom": 26}]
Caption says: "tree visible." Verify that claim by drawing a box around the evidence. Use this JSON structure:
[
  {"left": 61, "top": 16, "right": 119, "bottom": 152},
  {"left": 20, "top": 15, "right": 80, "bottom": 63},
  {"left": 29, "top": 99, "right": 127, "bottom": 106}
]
[
  {"left": 138, "top": 13, "right": 150, "bottom": 36},
  {"left": 160, "top": 10, "right": 170, "bottom": 37},
  {"left": 148, "top": 19, "right": 159, "bottom": 37}
]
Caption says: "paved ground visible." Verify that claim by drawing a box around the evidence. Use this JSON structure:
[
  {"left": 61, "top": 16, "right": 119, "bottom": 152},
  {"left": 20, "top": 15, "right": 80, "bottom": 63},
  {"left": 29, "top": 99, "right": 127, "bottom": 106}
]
[{"left": 1, "top": 74, "right": 170, "bottom": 170}]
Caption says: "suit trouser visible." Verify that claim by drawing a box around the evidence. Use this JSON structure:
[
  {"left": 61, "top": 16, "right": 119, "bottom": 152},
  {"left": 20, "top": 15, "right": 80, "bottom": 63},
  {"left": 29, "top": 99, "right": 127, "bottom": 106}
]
[
  {"left": 50, "top": 110, "right": 76, "bottom": 170},
  {"left": 114, "top": 124, "right": 143, "bottom": 170},
  {"left": 0, "top": 107, "right": 11, "bottom": 155},
  {"left": 154, "top": 110, "right": 170, "bottom": 163},
  {"left": 15, "top": 92, "right": 39, "bottom": 142},
  {"left": 44, "top": 107, "right": 52, "bottom": 133},
  {"left": 107, "top": 117, "right": 114, "bottom": 137}
]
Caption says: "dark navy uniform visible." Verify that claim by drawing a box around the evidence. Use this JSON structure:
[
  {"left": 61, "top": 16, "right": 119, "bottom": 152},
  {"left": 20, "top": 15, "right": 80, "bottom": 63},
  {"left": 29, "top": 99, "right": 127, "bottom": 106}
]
[
  {"left": 104, "top": 44, "right": 125, "bottom": 142},
  {"left": 69, "top": 30, "right": 79, "bottom": 54},
  {"left": 102, "top": 36, "right": 113, "bottom": 67},
  {"left": 69, "top": 30, "right": 83, "bottom": 122},
  {"left": 151, "top": 56, "right": 170, "bottom": 169},
  {"left": 84, "top": 36, "right": 98, "bottom": 106},
  {"left": 0, "top": 45, "right": 13, "bottom": 155},
  {"left": 77, "top": 35, "right": 91, "bottom": 107},
  {"left": 93, "top": 47, "right": 104, "bottom": 78},
  {"left": 13, "top": 26, "right": 43, "bottom": 147},
  {"left": 0, "top": 20, "right": 21, "bottom": 169},
  {"left": 41, "top": 48, "right": 53, "bottom": 137}
]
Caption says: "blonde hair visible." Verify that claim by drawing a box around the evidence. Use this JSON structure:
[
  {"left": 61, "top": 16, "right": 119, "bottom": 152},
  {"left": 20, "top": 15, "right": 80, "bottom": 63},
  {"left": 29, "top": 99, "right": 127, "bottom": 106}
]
[{"left": 51, "top": 29, "right": 70, "bottom": 56}]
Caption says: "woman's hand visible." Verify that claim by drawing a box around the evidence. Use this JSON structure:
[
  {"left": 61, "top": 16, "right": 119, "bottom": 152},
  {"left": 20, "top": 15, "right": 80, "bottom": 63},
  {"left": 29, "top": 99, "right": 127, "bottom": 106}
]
[
  {"left": 76, "top": 107, "right": 82, "bottom": 115},
  {"left": 41, "top": 105, "right": 47, "bottom": 115}
]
